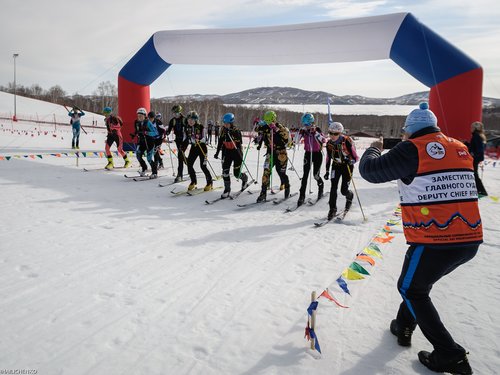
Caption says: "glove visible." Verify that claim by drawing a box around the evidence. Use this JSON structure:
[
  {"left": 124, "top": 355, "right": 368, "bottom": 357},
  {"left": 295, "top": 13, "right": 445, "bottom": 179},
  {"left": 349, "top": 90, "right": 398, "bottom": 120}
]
[
  {"left": 256, "top": 144, "right": 261, "bottom": 151},
  {"left": 324, "top": 172, "right": 329, "bottom": 180},
  {"left": 214, "top": 153, "right": 219, "bottom": 159},
  {"left": 269, "top": 123, "right": 276, "bottom": 130}
]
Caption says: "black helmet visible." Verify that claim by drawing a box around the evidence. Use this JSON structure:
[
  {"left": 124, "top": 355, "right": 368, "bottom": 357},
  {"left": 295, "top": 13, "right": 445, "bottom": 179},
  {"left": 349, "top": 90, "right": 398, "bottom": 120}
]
[
  {"left": 148, "top": 111, "right": 155, "bottom": 119},
  {"left": 186, "top": 111, "right": 199, "bottom": 121},
  {"left": 172, "top": 105, "right": 182, "bottom": 113}
]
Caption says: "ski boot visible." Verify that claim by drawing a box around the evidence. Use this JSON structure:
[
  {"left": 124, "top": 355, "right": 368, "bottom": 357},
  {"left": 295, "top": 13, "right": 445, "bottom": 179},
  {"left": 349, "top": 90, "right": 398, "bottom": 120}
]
[
  {"left": 123, "top": 156, "right": 132, "bottom": 168},
  {"left": 221, "top": 180, "right": 231, "bottom": 198},
  {"left": 149, "top": 174, "right": 158, "bottom": 179},
  {"left": 390, "top": 319, "right": 416, "bottom": 347},
  {"left": 204, "top": 182, "right": 213, "bottom": 191},
  {"left": 138, "top": 169, "right": 147, "bottom": 177},
  {"left": 188, "top": 183, "right": 196, "bottom": 191},
  {"left": 71, "top": 142, "right": 75, "bottom": 149},
  {"left": 256, "top": 189, "right": 267, "bottom": 203},
  {"left": 297, "top": 194, "right": 305, "bottom": 207},
  {"left": 318, "top": 183, "right": 324, "bottom": 200},
  {"left": 221, "top": 190, "right": 230, "bottom": 199},
  {"left": 418, "top": 349, "right": 472, "bottom": 375},
  {"left": 344, "top": 191, "right": 353, "bottom": 212},
  {"left": 105, "top": 156, "right": 114, "bottom": 170},
  {"left": 240, "top": 173, "right": 249, "bottom": 191},
  {"left": 174, "top": 175, "right": 182, "bottom": 183},
  {"left": 327, "top": 207, "right": 337, "bottom": 220},
  {"left": 284, "top": 184, "right": 290, "bottom": 199}
]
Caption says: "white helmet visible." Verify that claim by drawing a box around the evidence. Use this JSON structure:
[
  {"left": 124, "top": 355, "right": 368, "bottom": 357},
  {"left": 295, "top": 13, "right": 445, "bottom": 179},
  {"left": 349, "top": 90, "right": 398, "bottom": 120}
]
[
  {"left": 137, "top": 107, "right": 147, "bottom": 116},
  {"left": 328, "top": 122, "right": 344, "bottom": 133},
  {"left": 471, "top": 121, "right": 483, "bottom": 131}
]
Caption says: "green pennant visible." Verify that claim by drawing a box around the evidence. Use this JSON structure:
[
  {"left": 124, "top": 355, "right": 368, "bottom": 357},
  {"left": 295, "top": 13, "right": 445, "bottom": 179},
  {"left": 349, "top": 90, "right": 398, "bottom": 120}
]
[
  {"left": 6, "top": 156, "right": 11, "bottom": 160},
  {"left": 82, "top": 152, "right": 87, "bottom": 157},
  {"left": 349, "top": 262, "right": 370, "bottom": 275},
  {"left": 368, "top": 243, "right": 382, "bottom": 252},
  {"left": 37, "top": 155, "right": 43, "bottom": 159}
]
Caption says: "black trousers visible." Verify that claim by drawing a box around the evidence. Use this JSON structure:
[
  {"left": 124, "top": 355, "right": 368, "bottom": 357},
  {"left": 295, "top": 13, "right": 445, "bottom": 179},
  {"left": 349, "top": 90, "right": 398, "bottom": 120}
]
[
  {"left": 396, "top": 244, "right": 479, "bottom": 357},
  {"left": 328, "top": 163, "right": 353, "bottom": 210},
  {"left": 473, "top": 160, "right": 487, "bottom": 195},
  {"left": 175, "top": 139, "right": 189, "bottom": 177},
  {"left": 187, "top": 142, "right": 212, "bottom": 185},
  {"left": 300, "top": 151, "right": 323, "bottom": 197},
  {"left": 222, "top": 148, "right": 245, "bottom": 188}
]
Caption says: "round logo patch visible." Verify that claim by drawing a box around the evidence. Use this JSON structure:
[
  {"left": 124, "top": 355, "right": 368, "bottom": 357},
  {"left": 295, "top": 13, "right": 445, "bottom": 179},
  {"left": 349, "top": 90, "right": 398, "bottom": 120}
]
[{"left": 426, "top": 142, "right": 446, "bottom": 159}]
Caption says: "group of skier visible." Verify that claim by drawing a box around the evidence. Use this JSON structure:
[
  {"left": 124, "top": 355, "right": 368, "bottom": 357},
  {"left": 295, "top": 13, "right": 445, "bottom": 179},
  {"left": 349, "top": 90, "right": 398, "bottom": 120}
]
[{"left": 78, "top": 103, "right": 358, "bottom": 217}]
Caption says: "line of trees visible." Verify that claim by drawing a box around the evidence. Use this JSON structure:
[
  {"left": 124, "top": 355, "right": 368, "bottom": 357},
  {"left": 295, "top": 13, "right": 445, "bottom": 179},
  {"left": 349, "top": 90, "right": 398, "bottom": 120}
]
[{"left": 2, "top": 81, "right": 498, "bottom": 137}]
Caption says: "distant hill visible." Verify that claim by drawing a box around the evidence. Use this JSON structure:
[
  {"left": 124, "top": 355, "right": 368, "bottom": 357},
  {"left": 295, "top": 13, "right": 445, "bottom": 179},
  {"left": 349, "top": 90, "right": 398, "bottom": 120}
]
[{"left": 159, "top": 86, "right": 500, "bottom": 107}]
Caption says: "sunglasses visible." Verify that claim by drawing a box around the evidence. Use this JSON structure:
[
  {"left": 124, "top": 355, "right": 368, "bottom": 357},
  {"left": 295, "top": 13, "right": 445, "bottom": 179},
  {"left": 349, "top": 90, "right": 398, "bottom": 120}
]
[{"left": 329, "top": 132, "right": 340, "bottom": 136}]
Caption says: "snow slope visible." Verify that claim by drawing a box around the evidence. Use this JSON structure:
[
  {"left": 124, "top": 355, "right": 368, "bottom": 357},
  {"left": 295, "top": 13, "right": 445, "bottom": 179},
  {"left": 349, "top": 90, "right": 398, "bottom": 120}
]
[{"left": 0, "top": 93, "right": 499, "bottom": 375}]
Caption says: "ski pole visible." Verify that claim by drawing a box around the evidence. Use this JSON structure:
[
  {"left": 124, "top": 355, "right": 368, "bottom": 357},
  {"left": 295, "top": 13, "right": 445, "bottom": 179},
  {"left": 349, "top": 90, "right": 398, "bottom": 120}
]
[
  {"left": 165, "top": 136, "right": 176, "bottom": 176},
  {"left": 270, "top": 128, "right": 275, "bottom": 194},
  {"left": 256, "top": 146, "right": 260, "bottom": 184},
  {"left": 347, "top": 163, "right": 367, "bottom": 222},
  {"left": 308, "top": 136, "right": 313, "bottom": 194},
  {"left": 228, "top": 132, "right": 255, "bottom": 182},
  {"left": 195, "top": 139, "right": 220, "bottom": 179}
]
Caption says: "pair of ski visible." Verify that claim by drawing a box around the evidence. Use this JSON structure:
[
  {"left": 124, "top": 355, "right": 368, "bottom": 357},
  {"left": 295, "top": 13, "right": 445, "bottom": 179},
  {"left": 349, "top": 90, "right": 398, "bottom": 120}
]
[
  {"left": 284, "top": 195, "right": 325, "bottom": 213},
  {"left": 124, "top": 174, "right": 165, "bottom": 181},
  {"left": 236, "top": 192, "right": 298, "bottom": 209},
  {"left": 314, "top": 210, "right": 349, "bottom": 227},
  {"left": 205, "top": 179, "right": 256, "bottom": 205},
  {"left": 171, "top": 186, "right": 222, "bottom": 197},
  {"left": 83, "top": 166, "right": 129, "bottom": 172}
]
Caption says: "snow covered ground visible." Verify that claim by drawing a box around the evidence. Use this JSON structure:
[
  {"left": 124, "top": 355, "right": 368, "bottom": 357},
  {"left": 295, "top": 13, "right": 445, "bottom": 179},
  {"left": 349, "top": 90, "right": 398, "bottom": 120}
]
[{"left": 0, "top": 93, "right": 499, "bottom": 375}]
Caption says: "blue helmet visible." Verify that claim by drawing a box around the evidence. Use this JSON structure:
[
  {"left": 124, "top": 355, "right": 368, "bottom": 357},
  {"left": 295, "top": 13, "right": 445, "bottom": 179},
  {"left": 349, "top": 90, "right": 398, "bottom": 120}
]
[
  {"left": 301, "top": 113, "right": 315, "bottom": 126},
  {"left": 103, "top": 106, "right": 112, "bottom": 115},
  {"left": 222, "top": 113, "right": 235, "bottom": 124}
]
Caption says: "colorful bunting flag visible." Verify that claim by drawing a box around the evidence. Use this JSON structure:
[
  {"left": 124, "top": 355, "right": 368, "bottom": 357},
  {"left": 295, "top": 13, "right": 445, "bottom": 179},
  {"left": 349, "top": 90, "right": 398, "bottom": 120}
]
[
  {"left": 319, "top": 289, "right": 349, "bottom": 308},
  {"left": 355, "top": 254, "right": 375, "bottom": 266},
  {"left": 342, "top": 268, "right": 365, "bottom": 280},
  {"left": 349, "top": 262, "right": 370, "bottom": 275},
  {"left": 363, "top": 248, "right": 383, "bottom": 259},
  {"left": 336, "top": 277, "right": 351, "bottom": 295}
]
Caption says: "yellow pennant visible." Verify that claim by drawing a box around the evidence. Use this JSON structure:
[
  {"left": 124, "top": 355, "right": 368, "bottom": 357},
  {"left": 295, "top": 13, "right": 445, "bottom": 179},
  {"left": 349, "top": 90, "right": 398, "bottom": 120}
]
[{"left": 342, "top": 268, "right": 365, "bottom": 280}]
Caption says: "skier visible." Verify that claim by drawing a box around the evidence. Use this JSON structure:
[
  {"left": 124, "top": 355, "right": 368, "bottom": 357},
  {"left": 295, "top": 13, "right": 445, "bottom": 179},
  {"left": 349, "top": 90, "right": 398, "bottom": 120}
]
[
  {"left": 185, "top": 111, "right": 213, "bottom": 191},
  {"left": 103, "top": 106, "right": 131, "bottom": 170},
  {"left": 359, "top": 102, "right": 481, "bottom": 375},
  {"left": 132, "top": 108, "right": 160, "bottom": 178},
  {"left": 295, "top": 113, "right": 326, "bottom": 206},
  {"left": 167, "top": 105, "right": 188, "bottom": 182},
  {"left": 255, "top": 111, "right": 290, "bottom": 203},
  {"left": 155, "top": 112, "right": 167, "bottom": 169},
  {"left": 469, "top": 121, "right": 488, "bottom": 197},
  {"left": 214, "top": 113, "right": 249, "bottom": 198},
  {"left": 207, "top": 120, "right": 214, "bottom": 145},
  {"left": 68, "top": 106, "right": 85, "bottom": 149},
  {"left": 214, "top": 121, "right": 220, "bottom": 145},
  {"left": 324, "top": 122, "right": 358, "bottom": 219}
]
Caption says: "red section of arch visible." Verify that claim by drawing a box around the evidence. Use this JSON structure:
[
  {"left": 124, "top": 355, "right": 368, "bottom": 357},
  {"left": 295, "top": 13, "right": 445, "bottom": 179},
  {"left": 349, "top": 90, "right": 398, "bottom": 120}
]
[
  {"left": 118, "top": 76, "right": 150, "bottom": 150},
  {"left": 429, "top": 68, "right": 483, "bottom": 143}
]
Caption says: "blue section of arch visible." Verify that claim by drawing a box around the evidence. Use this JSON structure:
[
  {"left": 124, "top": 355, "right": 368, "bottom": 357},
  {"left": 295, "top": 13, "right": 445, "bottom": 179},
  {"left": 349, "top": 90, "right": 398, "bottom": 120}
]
[
  {"left": 118, "top": 35, "right": 171, "bottom": 85},
  {"left": 390, "top": 13, "right": 480, "bottom": 87}
]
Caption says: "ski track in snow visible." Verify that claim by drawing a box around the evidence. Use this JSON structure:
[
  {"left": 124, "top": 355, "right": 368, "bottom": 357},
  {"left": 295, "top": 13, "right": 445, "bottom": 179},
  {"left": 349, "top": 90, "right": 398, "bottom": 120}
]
[{"left": 1, "top": 105, "right": 500, "bottom": 374}]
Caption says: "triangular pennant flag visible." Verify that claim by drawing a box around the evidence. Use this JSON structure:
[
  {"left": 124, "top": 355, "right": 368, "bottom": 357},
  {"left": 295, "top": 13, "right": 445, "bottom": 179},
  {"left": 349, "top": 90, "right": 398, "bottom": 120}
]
[
  {"left": 318, "top": 289, "right": 349, "bottom": 308},
  {"left": 368, "top": 243, "right": 382, "bottom": 252},
  {"left": 0, "top": 156, "right": 4, "bottom": 160},
  {"left": 55, "top": 153, "right": 61, "bottom": 157},
  {"left": 307, "top": 301, "right": 318, "bottom": 317},
  {"left": 373, "top": 236, "right": 393, "bottom": 243},
  {"left": 82, "top": 152, "right": 87, "bottom": 157},
  {"left": 490, "top": 196, "right": 499, "bottom": 202},
  {"left": 6, "top": 156, "right": 11, "bottom": 160},
  {"left": 355, "top": 254, "right": 375, "bottom": 266},
  {"left": 349, "top": 262, "right": 370, "bottom": 275},
  {"left": 29, "top": 155, "right": 35, "bottom": 159},
  {"left": 36, "top": 155, "right": 43, "bottom": 159},
  {"left": 342, "top": 268, "right": 365, "bottom": 280},
  {"left": 23, "top": 155, "right": 29, "bottom": 158},
  {"left": 309, "top": 328, "right": 322, "bottom": 353},
  {"left": 336, "top": 276, "right": 351, "bottom": 295},
  {"left": 386, "top": 219, "right": 400, "bottom": 226},
  {"left": 363, "top": 248, "right": 383, "bottom": 259}
]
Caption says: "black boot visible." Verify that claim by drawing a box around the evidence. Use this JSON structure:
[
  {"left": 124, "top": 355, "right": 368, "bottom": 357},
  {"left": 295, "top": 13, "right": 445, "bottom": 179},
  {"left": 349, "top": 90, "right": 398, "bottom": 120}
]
[
  {"left": 327, "top": 207, "right": 337, "bottom": 220},
  {"left": 257, "top": 189, "right": 267, "bottom": 203},
  {"left": 297, "top": 195, "right": 305, "bottom": 207},
  {"left": 241, "top": 173, "right": 249, "bottom": 191},
  {"left": 345, "top": 191, "right": 354, "bottom": 212},
  {"left": 318, "top": 183, "right": 324, "bottom": 200},
  {"left": 284, "top": 184, "right": 290, "bottom": 199},
  {"left": 390, "top": 319, "right": 416, "bottom": 347},
  {"left": 221, "top": 180, "right": 231, "bottom": 198},
  {"left": 418, "top": 349, "right": 472, "bottom": 375}
]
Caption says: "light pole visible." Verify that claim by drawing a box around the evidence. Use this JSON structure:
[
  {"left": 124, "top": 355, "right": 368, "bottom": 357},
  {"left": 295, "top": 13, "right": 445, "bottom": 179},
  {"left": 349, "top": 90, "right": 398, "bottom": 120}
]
[{"left": 13, "top": 53, "right": 19, "bottom": 121}]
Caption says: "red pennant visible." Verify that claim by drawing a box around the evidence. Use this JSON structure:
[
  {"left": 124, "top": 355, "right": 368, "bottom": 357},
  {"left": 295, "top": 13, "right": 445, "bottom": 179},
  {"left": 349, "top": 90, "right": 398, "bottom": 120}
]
[{"left": 318, "top": 289, "right": 349, "bottom": 308}]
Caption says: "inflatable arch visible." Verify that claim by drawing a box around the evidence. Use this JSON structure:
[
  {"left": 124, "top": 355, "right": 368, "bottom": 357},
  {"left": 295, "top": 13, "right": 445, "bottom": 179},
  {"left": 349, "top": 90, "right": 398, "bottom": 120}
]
[{"left": 118, "top": 12, "right": 482, "bottom": 149}]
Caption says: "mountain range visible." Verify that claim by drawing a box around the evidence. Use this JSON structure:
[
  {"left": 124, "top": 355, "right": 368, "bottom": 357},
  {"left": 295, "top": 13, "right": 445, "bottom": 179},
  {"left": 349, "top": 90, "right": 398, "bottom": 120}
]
[{"left": 160, "top": 86, "right": 500, "bottom": 107}]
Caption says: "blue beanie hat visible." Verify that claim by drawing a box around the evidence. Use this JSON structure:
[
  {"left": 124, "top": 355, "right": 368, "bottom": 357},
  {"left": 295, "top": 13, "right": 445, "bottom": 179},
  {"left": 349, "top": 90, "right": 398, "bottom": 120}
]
[{"left": 403, "top": 102, "right": 437, "bottom": 135}]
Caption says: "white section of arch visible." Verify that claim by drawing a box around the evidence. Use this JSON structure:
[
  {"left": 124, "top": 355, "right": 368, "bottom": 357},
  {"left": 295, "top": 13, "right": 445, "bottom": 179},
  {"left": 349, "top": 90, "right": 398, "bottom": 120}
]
[{"left": 152, "top": 13, "right": 408, "bottom": 65}]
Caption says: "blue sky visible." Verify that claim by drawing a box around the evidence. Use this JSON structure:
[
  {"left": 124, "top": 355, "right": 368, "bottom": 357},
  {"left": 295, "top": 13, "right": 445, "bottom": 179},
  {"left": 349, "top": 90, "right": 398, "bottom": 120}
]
[{"left": 1, "top": 0, "right": 499, "bottom": 98}]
